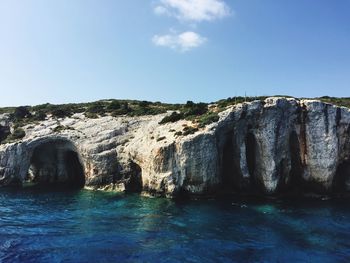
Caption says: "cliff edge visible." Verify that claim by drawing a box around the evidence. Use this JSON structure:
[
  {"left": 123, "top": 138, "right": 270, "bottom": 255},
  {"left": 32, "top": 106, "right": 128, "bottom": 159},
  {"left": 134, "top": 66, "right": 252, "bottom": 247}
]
[{"left": 1, "top": 97, "right": 350, "bottom": 197}]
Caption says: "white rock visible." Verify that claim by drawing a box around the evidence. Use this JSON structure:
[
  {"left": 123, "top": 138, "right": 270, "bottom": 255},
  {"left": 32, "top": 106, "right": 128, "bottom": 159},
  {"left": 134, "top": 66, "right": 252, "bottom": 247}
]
[{"left": 0, "top": 97, "right": 350, "bottom": 196}]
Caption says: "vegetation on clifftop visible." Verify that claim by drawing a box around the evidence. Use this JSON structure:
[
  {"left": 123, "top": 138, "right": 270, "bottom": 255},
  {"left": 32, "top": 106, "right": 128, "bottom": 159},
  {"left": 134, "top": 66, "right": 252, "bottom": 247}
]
[
  {"left": 0, "top": 96, "right": 350, "bottom": 143},
  {"left": 158, "top": 100, "right": 220, "bottom": 128},
  {"left": 318, "top": 96, "right": 350, "bottom": 108}
]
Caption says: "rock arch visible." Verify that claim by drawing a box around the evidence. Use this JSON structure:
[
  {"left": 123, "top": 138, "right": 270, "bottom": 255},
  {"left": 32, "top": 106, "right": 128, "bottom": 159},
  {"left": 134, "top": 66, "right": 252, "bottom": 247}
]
[
  {"left": 24, "top": 138, "right": 85, "bottom": 189},
  {"left": 124, "top": 160, "right": 142, "bottom": 192}
]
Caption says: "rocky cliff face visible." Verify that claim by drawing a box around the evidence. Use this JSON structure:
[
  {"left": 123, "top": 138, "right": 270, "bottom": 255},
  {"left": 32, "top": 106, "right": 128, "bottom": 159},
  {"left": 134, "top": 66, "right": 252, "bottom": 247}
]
[{"left": 1, "top": 97, "right": 350, "bottom": 197}]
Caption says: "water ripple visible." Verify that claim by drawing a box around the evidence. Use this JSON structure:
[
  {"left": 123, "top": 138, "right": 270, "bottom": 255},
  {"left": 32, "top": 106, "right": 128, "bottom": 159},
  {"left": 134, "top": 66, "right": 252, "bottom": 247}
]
[{"left": 1, "top": 189, "right": 350, "bottom": 262}]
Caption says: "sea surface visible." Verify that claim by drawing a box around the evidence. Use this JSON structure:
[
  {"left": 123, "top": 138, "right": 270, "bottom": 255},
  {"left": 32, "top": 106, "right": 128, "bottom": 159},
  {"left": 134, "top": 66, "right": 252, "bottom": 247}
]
[{"left": 1, "top": 189, "right": 350, "bottom": 263}]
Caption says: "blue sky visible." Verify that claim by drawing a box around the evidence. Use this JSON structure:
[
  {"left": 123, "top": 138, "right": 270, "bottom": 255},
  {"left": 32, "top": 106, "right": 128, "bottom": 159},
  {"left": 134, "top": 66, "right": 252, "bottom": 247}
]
[{"left": 0, "top": 0, "right": 349, "bottom": 106}]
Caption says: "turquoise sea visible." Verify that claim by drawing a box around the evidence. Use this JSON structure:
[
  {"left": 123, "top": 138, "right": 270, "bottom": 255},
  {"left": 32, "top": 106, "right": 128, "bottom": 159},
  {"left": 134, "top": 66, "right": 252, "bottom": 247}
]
[{"left": 1, "top": 189, "right": 350, "bottom": 262}]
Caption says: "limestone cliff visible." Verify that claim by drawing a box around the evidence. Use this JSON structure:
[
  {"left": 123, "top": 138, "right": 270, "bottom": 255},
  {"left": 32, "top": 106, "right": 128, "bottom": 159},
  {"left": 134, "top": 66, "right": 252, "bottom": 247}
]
[{"left": 1, "top": 97, "right": 350, "bottom": 197}]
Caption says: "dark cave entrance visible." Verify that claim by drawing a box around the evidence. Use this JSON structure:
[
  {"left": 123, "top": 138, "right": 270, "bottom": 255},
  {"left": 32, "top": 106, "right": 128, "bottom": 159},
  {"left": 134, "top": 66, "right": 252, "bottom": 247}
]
[
  {"left": 333, "top": 160, "right": 350, "bottom": 193},
  {"left": 245, "top": 132, "right": 258, "bottom": 188},
  {"left": 26, "top": 140, "right": 85, "bottom": 189},
  {"left": 124, "top": 161, "right": 143, "bottom": 193},
  {"left": 288, "top": 131, "right": 303, "bottom": 192}
]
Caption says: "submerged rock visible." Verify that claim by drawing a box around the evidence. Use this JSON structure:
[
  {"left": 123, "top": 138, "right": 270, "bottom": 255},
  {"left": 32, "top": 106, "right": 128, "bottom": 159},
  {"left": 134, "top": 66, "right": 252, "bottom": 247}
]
[{"left": 1, "top": 97, "right": 350, "bottom": 197}]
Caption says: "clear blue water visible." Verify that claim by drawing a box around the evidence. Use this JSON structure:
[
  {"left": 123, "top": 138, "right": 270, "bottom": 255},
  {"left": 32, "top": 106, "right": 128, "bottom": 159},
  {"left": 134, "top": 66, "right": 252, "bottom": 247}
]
[{"left": 1, "top": 189, "right": 350, "bottom": 263}]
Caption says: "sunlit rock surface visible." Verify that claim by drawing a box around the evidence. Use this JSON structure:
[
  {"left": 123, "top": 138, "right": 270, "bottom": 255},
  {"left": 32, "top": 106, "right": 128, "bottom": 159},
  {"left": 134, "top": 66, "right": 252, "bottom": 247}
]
[{"left": 1, "top": 97, "right": 350, "bottom": 196}]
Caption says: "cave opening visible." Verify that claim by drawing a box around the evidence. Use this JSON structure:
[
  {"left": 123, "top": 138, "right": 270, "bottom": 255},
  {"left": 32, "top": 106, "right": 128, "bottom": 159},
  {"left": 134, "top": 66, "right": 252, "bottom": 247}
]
[
  {"left": 333, "top": 160, "right": 350, "bottom": 193},
  {"left": 25, "top": 140, "right": 85, "bottom": 189},
  {"left": 124, "top": 161, "right": 143, "bottom": 193},
  {"left": 245, "top": 132, "right": 257, "bottom": 188},
  {"left": 287, "top": 131, "right": 303, "bottom": 192}
]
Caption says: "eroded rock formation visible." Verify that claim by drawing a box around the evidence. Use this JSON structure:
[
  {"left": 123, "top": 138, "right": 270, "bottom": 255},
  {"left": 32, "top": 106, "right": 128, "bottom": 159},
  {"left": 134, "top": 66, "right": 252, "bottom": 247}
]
[{"left": 1, "top": 97, "right": 350, "bottom": 197}]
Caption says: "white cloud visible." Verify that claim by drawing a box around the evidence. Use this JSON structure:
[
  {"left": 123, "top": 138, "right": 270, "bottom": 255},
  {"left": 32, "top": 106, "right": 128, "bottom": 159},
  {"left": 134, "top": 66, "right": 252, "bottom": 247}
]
[
  {"left": 152, "top": 0, "right": 231, "bottom": 53},
  {"left": 154, "top": 0, "right": 231, "bottom": 22},
  {"left": 154, "top": 5, "right": 170, "bottom": 16},
  {"left": 152, "top": 31, "right": 207, "bottom": 52}
]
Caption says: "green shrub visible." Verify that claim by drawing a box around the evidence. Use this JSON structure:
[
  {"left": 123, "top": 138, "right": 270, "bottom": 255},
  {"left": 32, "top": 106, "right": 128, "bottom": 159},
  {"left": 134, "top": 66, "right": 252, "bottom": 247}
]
[
  {"left": 13, "top": 121, "right": 24, "bottom": 129},
  {"left": 156, "top": 136, "right": 166, "bottom": 142},
  {"left": 51, "top": 107, "right": 72, "bottom": 118},
  {"left": 174, "top": 131, "right": 182, "bottom": 136},
  {"left": 9, "top": 128, "right": 26, "bottom": 140},
  {"left": 0, "top": 107, "right": 15, "bottom": 115},
  {"left": 121, "top": 102, "right": 132, "bottom": 114},
  {"left": 129, "top": 106, "right": 164, "bottom": 116},
  {"left": 33, "top": 103, "right": 85, "bottom": 116},
  {"left": 73, "top": 107, "right": 85, "bottom": 113},
  {"left": 110, "top": 103, "right": 132, "bottom": 116},
  {"left": 319, "top": 97, "right": 350, "bottom": 108},
  {"left": 147, "top": 107, "right": 166, "bottom": 115},
  {"left": 87, "top": 102, "right": 105, "bottom": 114},
  {"left": 138, "top": 101, "right": 151, "bottom": 108},
  {"left": 53, "top": 125, "right": 74, "bottom": 132},
  {"left": 217, "top": 96, "right": 269, "bottom": 109},
  {"left": 53, "top": 125, "right": 65, "bottom": 133},
  {"left": 85, "top": 112, "right": 99, "bottom": 119},
  {"left": 111, "top": 109, "right": 127, "bottom": 117},
  {"left": 197, "top": 112, "right": 220, "bottom": 127},
  {"left": 107, "top": 101, "right": 121, "bottom": 111},
  {"left": 32, "top": 103, "right": 52, "bottom": 112},
  {"left": 159, "top": 112, "right": 184, "bottom": 124},
  {"left": 183, "top": 102, "right": 208, "bottom": 117},
  {"left": 13, "top": 106, "right": 32, "bottom": 120},
  {"left": 182, "top": 126, "right": 198, "bottom": 136},
  {"left": 131, "top": 106, "right": 150, "bottom": 116},
  {"left": 32, "top": 110, "right": 46, "bottom": 121},
  {"left": 185, "top": 101, "right": 195, "bottom": 108}
]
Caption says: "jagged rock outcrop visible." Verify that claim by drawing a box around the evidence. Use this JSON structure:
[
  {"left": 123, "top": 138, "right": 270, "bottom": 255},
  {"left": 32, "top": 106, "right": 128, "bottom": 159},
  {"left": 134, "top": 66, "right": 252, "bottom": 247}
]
[{"left": 1, "top": 97, "right": 350, "bottom": 197}]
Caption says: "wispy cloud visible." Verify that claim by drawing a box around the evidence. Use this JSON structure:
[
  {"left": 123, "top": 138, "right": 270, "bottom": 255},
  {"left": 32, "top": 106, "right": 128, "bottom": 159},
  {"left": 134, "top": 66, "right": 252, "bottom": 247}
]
[
  {"left": 154, "top": 0, "right": 231, "bottom": 22},
  {"left": 152, "top": 31, "right": 207, "bottom": 52},
  {"left": 152, "top": 0, "right": 231, "bottom": 52}
]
